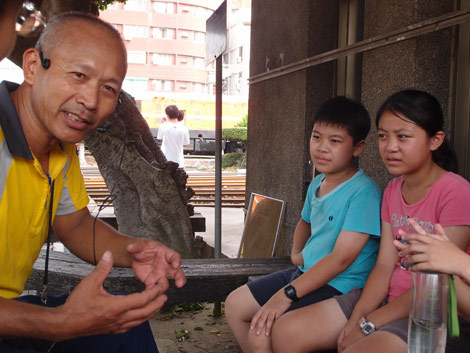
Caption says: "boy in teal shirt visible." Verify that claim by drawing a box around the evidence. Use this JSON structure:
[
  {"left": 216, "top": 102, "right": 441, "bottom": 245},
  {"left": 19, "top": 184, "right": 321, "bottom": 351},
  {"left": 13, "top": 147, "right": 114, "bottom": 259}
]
[{"left": 225, "top": 96, "right": 382, "bottom": 353}]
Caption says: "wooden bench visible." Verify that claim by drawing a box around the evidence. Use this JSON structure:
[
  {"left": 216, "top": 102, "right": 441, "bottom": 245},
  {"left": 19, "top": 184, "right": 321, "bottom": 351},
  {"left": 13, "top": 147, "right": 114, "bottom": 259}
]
[{"left": 25, "top": 251, "right": 293, "bottom": 305}]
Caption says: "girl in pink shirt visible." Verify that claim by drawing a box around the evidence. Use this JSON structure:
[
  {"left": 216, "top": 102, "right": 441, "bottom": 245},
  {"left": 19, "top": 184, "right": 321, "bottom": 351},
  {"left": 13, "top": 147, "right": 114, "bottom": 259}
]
[
  {"left": 272, "top": 90, "right": 470, "bottom": 353},
  {"left": 335, "top": 90, "right": 470, "bottom": 352}
]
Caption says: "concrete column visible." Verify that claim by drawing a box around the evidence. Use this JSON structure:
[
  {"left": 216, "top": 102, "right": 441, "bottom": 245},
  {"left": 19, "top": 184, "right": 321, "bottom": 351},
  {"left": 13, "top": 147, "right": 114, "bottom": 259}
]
[
  {"left": 248, "top": 1, "right": 339, "bottom": 254},
  {"left": 360, "top": 0, "right": 455, "bottom": 188}
]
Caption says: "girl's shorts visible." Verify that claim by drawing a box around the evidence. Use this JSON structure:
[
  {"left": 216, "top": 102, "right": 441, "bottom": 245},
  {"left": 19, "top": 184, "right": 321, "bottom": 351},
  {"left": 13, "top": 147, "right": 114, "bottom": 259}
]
[
  {"left": 247, "top": 267, "right": 342, "bottom": 312},
  {"left": 334, "top": 288, "right": 408, "bottom": 342}
]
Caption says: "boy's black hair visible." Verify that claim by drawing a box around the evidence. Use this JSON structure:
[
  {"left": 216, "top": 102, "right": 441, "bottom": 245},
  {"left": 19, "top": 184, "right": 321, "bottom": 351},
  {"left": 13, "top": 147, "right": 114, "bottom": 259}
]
[{"left": 313, "top": 96, "right": 371, "bottom": 144}]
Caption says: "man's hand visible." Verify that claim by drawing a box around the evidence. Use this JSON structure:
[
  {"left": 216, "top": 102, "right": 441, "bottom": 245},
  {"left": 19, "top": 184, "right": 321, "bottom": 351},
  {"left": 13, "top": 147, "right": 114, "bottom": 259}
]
[
  {"left": 127, "top": 239, "right": 186, "bottom": 291},
  {"left": 250, "top": 289, "right": 291, "bottom": 337},
  {"left": 59, "top": 251, "right": 167, "bottom": 340}
]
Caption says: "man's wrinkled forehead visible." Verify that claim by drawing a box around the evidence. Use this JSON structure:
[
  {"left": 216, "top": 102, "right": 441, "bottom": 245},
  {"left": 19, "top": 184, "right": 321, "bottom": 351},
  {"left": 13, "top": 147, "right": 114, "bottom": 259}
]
[{"left": 47, "top": 19, "right": 125, "bottom": 56}]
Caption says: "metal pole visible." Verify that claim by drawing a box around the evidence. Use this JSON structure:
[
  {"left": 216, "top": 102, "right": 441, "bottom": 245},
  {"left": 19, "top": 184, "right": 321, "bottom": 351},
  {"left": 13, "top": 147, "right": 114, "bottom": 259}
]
[{"left": 214, "top": 55, "right": 222, "bottom": 259}]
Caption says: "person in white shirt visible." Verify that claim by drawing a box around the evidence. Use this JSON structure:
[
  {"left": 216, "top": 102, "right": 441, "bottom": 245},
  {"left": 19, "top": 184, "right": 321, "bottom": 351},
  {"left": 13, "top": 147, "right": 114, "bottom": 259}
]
[{"left": 157, "top": 105, "right": 190, "bottom": 168}]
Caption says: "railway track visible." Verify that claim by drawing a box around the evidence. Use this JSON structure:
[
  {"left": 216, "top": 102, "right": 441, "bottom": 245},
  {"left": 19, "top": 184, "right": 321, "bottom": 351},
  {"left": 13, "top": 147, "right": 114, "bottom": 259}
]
[{"left": 82, "top": 169, "right": 246, "bottom": 208}]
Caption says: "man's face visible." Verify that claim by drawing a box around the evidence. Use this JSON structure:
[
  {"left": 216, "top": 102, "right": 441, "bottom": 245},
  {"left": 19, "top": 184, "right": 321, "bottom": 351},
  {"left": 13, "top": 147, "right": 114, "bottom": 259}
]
[{"left": 28, "top": 20, "right": 127, "bottom": 144}]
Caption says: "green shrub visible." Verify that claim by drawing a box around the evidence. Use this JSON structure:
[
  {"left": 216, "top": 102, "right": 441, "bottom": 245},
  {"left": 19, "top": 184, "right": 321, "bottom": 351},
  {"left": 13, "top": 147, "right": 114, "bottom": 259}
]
[
  {"left": 222, "top": 152, "right": 245, "bottom": 168},
  {"left": 235, "top": 115, "right": 248, "bottom": 128},
  {"left": 222, "top": 127, "right": 247, "bottom": 142}
]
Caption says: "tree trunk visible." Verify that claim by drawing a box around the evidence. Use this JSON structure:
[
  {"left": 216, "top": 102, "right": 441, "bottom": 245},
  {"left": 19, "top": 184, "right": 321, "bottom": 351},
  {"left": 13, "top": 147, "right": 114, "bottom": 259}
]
[{"left": 86, "top": 92, "right": 197, "bottom": 258}]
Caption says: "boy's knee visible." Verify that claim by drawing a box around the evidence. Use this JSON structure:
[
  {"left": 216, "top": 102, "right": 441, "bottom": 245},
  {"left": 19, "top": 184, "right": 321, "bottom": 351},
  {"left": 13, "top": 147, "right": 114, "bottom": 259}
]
[
  {"left": 224, "top": 288, "right": 239, "bottom": 320},
  {"left": 247, "top": 328, "right": 271, "bottom": 353}
]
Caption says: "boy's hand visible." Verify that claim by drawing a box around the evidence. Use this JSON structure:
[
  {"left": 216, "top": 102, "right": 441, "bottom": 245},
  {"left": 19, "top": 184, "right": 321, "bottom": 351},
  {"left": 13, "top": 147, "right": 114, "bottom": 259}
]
[{"left": 250, "top": 289, "right": 291, "bottom": 336}]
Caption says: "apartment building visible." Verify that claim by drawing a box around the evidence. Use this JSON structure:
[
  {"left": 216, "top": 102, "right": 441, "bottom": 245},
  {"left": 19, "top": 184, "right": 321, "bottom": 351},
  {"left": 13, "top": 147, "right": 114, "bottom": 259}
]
[{"left": 100, "top": 0, "right": 251, "bottom": 99}]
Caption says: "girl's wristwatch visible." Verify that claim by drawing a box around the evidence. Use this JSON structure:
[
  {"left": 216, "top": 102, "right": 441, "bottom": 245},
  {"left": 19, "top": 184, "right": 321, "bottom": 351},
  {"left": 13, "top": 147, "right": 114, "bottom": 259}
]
[{"left": 359, "top": 317, "right": 376, "bottom": 336}]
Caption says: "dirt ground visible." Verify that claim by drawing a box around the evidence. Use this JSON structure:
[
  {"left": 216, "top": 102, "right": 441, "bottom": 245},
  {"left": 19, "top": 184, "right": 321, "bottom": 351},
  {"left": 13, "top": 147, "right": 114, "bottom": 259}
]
[{"left": 150, "top": 302, "right": 242, "bottom": 353}]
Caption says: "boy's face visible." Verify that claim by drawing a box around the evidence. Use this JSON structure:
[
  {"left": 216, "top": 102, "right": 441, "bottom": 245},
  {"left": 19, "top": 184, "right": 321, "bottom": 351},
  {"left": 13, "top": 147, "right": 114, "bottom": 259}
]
[{"left": 310, "top": 122, "right": 363, "bottom": 176}]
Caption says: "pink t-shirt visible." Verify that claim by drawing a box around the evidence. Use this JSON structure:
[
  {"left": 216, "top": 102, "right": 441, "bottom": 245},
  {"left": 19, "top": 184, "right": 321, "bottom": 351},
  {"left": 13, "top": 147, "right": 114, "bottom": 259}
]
[{"left": 382, "top": 172, "right": 470, "bottom": 302}]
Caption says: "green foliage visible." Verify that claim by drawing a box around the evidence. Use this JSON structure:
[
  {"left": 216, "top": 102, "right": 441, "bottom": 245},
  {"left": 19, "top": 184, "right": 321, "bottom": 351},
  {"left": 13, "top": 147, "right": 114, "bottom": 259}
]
[
  {"left": 222, "top": 127, "right": 247, "bottom": 142},
  {"left": 235, "top": 114, "right": 248, "bottom": 127},
  {"left": 175, "top": 329, "right": 189, "bottom": 341},
  {"left": 94, "top": 0, "right": 126, "bottom": 11},
  {"left": 222, "top": 152, "right": 245, "bottom": 169}
]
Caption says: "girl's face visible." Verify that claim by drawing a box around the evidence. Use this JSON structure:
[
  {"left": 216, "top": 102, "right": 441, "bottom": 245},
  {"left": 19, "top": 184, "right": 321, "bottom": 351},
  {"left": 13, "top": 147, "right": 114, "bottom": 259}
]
[{"left": 377, "top": 110, "right": 439, "bottom": 176}]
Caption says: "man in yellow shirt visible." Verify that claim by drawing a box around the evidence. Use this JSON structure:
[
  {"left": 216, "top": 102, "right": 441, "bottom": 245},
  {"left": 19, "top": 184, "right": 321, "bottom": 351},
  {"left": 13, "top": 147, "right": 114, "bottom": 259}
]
[{"left": 0, "top": 10, "right": 185, "bottom": 353}]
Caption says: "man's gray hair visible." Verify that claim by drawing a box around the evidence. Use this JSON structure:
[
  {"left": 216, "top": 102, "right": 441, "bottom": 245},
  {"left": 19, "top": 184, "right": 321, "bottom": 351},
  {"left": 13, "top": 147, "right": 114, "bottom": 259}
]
[{"left": 35, "top": 11, "right": 126, "bottom": 63}]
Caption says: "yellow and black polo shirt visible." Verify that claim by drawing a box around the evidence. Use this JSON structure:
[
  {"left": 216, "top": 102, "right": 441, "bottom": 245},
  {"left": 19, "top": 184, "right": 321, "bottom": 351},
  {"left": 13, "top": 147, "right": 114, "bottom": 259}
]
[{"left": 0, "top": 81, "right": 90, "bottom": 298}]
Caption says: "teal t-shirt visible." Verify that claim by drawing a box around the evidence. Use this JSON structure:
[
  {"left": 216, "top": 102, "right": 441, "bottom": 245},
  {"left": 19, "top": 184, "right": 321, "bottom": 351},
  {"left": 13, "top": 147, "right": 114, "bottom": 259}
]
[{"left": 300, "top": 169, "right": 382, "bottom": 293}]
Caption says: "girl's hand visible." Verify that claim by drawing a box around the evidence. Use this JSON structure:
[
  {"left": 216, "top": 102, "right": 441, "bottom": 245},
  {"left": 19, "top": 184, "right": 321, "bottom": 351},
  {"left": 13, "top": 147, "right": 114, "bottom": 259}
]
[
  {"left": 396, "top": 218, "right": 466, "bottom": 276},
  {"left": 249, "top": 289, "right": 292, "bottom": 337},
  {"left": 337, "top": 319, "right": 364, "bottom": 353}
]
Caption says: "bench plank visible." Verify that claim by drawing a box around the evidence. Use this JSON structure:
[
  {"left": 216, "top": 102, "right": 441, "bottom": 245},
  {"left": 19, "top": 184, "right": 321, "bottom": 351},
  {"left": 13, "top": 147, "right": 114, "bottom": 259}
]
[{"left": 25, "top": 251, "right": 293, "bottom": 305}]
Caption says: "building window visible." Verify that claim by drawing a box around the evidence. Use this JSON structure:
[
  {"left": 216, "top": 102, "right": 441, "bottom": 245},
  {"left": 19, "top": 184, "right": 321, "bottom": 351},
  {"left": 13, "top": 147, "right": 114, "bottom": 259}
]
[
  {"left": 181, "top": 5, "right": 192, "bottom": 14},
  {"left": 152, "top": 27, "right": 175, "bottom": 39},
  {"left": 127, "top": 51, "right": 146, "bottom": 64},
  {"left": 154, "top": 2, "right": 175, "bottom": 14},
  {"left": 193, "top": 82, "right": 204, "bottom": 94},
  {"left": 179, "top": 56, "right": 190, "bottom": 65},
  {"left": 179, "top": 82, "right": 188, "bottom": 89},
  {"left": 180, "top": 31, "right": 190, "bottom": 39},
  {"left": 193, "top": 57, "right": 205, "bottom": 69},
  {"left": 122, "top": 77, "right": 148, "bottom": 92},
  {"left": 124, "top": 0, "right": 148, "bottom": 11},
  {"left": 152, "top": 79, "right": 173, "bottom": 91},
  {"left": 123, "top": 25, "right": 148, "bottom": 40},
  {"left": 152, "top": 53, "right": 174, "bottom": 66},
  {"left": 194, "top": 6, "right": 213, "bottom": 20},
  {"left": 194, "top": 31, "right": 205, "bottom": 43}
]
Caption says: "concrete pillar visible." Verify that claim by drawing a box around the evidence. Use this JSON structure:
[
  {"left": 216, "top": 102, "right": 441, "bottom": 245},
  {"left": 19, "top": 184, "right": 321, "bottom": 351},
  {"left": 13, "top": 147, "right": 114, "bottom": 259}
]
[
  {"left": 248, "top": 1, "right": 339, "bottom": 254},
  {"left": 360, "top": 0, "right": 455, "bottom": 188}
]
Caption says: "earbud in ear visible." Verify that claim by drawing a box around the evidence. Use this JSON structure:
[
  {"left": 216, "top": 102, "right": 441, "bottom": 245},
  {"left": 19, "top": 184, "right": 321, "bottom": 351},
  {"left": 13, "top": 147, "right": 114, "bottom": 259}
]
[{"left": 39, "top": 51, "right": 50, "bottom": 69}]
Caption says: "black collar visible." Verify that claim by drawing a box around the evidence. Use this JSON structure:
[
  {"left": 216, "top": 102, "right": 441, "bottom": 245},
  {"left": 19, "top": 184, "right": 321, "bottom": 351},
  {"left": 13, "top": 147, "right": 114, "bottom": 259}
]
[{"left": 0, "top": 81, "right": 33, "bottom": 160}]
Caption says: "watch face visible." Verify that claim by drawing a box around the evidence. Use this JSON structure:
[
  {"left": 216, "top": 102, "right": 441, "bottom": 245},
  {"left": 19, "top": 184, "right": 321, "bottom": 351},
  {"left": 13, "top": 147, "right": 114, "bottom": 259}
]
[
  {"left": 360, "top": 319, "right": 375, "bottom": 335},
  {"left": 284, "top": 285, "right": 298, "bottom": 301},
  {"left": 363, "top": 323, "right": 374, "bottom": 335}
]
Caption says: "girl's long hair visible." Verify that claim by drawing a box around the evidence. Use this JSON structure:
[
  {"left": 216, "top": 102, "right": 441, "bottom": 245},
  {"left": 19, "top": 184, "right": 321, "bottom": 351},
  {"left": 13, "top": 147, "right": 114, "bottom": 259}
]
[{"left": 376, "top": 89, "right": 458, "bottom": 173}]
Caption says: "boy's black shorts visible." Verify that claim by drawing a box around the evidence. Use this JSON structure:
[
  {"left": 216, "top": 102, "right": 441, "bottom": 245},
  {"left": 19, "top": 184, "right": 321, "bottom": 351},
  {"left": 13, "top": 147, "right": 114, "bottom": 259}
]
[{"left": 247, "top": 267, "right": 342, "bottom": 312}]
